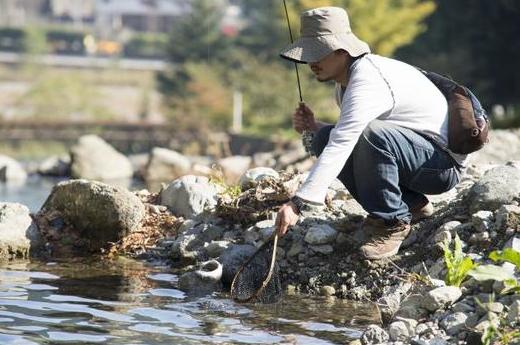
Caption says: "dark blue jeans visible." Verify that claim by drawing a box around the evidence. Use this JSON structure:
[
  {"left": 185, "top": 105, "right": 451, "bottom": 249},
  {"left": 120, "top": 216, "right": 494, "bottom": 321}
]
[{"left": 313, "top": 120, "right": 460, "bottom": 224}]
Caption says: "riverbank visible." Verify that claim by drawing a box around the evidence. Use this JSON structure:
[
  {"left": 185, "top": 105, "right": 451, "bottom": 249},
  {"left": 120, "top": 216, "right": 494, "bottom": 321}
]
[{"left": 1, "top": 129, "right": 520, "bottom": 344}]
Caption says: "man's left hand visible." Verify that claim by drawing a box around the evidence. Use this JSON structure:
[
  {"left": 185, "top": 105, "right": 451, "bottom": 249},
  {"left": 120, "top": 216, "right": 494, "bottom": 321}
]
[{"left": 275, "top": 202, "right": 300, "bottom": 237}]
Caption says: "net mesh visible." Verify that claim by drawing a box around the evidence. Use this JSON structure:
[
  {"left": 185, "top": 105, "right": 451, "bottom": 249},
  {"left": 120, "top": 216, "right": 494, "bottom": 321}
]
[{"left": 230, "top": 239, "right": 282, "bottom": 304}]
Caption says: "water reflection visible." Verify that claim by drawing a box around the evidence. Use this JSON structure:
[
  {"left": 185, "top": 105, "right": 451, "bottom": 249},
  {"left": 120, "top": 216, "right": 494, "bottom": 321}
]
[{"left": 0, "top": 258, "right": 378, "bottom": 344}]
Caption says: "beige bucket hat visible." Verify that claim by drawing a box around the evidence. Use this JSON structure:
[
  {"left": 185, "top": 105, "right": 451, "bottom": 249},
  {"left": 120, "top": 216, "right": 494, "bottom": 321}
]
[{"left": 280, "top": 7, "right": 370, "bottom": 64}]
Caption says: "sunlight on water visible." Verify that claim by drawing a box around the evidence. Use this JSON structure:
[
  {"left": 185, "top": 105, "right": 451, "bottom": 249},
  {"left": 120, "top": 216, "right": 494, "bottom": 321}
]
[{"left": 0, "top": 258, "right": 378, "bottom": 344}]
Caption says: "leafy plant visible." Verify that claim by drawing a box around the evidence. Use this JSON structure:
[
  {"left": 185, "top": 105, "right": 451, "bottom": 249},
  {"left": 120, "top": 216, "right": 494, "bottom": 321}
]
[
  {"left": 487, "top": 248, "right": 520, "bottom": 294},
  {"left": 208, "top": 166, "right": 242, "bottom": 199},
  {"left": 441, "top": 233, "right": 478, "bottom": 286}
]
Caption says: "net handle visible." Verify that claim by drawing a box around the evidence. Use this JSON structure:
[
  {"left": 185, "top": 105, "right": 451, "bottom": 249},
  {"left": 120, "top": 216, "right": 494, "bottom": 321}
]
[{"left": 230, "top": 233, "right": 279, "bottom": 303}]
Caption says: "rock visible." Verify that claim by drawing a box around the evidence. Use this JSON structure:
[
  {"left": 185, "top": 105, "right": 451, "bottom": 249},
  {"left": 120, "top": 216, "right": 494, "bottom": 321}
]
[
  {"left": 38, "top": 155, "right": 71, "bottom": 177},
  {"left": 388, "top": 321, "right": 410, "bottom": 342},
  {"left": 452, "top": 301, "right": 475, "bottom": 313},
  {"left": 304, "top": 224, "right": 338, "bottom": 245},
  {"left": 0, "top": 154, "right": 27, "bottom": 182},
  {"left": 421, "top": 286, "right": 462, "bottom": 312},
  {"left": 160, "top": 175, "right": 222, "bottom": 218},
  {"left": 287, "top": 241, "right": 304, "bottom": 257},
  {"left": 476, "top": 302, "right": 504, "bottom": 315},
  {"left": 216, "top": 156, "right": 252, "bottom": 183},
  {"left": 310, "top": 244, "right": 334, "bottom": 255},
  {"left": 495, "top": 205, "right": 520, "bottom": 231},
  {"left": 466, "top": 166, "right": 520, "bottom": 213},
  {"left": 255, "top": 219, "right": 275, "bottom": 242},
  {"left": 471, "top": 211, "right": 494, "bottom": 232},
  {"left": 360, "top": 325, "right": 389, "bottom": 345},
  {"left": 0, "top": 203, "right": 42, "bottom": 259},
  {"left": 507, "top": 300, "right": 520, "bottom": 324},
  {"left": 439, "top": 312, "right": 468, "bottom": 335},
  {"left": 144, "top": 147, "right": 191, "bottom": 182},
  {"left": 204, "top": 240, "right": 230, "bottom": 258},
  {"left": 469, "top": 231, "right": 490, "bottom": 244},
  {"left": 218, "top": 244, "right": 257, "bottom": 284},
  {"left": 252, "top": 152, "right": 276, "bottom": 168},
  {"left": 128, "top": 153, "right": 149, "bottom": 178},
  {"left": 239, "top": 167, "right": 279, "bottom": 190},
  {"left": 320, "top": 285, "right": 336, "bottom": 297},
  {"left": 433, "top": 230, "right": 451, "bottom": 245},
  {"left": 70, "top": 135, "right": 133, "bottom": 180},
  {"left": 40, "top": 179, "right": 145, "bottom": 250},
  {"left": 396, "top": 294, "right": 430, "bottom": 319},
  {"left": 178, "top": 260, "right": 223, "bottom": 296},
  {"left": 437, "top": 221, "right": 462, "bottom": 234}
]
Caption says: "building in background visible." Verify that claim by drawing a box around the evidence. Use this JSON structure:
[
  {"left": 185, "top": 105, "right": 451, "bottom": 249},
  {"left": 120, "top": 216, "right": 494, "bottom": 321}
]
[
  {"left": 0, "top": 0, "right": 48, "bottom": 26},
  {"left": 49, "top": 0, "right": 95, "bottom": 27},
  {"left": 94, "top": 0, "right": 190, "bottom": 36}
]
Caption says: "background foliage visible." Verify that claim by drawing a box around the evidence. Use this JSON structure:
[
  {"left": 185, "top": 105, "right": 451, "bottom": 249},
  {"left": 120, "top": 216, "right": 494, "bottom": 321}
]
[{"left": 159, "top": 0, "right": 438, "bottom": 138}]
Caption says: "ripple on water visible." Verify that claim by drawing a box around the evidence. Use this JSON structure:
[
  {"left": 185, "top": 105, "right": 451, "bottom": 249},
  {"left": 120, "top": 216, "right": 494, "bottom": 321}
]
[{"left": 0, "top": 259, "right": 377, "bottom": 344}]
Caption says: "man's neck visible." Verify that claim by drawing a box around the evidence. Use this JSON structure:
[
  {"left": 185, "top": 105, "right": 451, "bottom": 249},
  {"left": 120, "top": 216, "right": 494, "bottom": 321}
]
[{"left": 337, "top": 58, "right": 353, "bottom": 87}]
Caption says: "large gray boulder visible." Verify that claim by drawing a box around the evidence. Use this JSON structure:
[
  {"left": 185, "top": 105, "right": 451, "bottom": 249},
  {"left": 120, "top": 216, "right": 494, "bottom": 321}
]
[
  {"left": 466, "top": 165, "right": 520, "bottom": 213},
  {"left": 178, "top": 260, "right": 223, "bottom": 296},
  {"left": 0, "top": 154, "right": 27, "bottom": 182},
  {"left": 160, "top": 175, "right": 222, "bottom": 218},
  {"left": 0, "top": 203, "right": 42, "bottom": 260},
  {"left": 144, "top": 147, "right": 191, "bottom": 182},
  {"left": 40, "top": 180, "right": 145, "bottom": 250},
  {"left": 70, "top": 135, "right": 133, "bottom": 180}
]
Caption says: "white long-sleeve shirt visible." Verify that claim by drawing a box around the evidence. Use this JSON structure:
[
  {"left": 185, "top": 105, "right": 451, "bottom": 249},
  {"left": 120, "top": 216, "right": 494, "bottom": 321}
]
[{"left": 296, "top": 54, "right": 467, "bottom": 204}]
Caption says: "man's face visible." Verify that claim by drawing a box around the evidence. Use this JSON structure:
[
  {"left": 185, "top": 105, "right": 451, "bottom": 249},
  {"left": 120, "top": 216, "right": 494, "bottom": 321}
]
[{"left": 309, "top": 50, "right": 347, "bottom": 82}]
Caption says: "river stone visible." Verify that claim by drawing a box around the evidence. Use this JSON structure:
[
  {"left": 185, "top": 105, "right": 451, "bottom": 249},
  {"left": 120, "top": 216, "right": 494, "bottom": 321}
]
[
  {"left": 40, "top": 179, "right": 145, "bottom": 250},
  {"left": 310, "top": 244, "right": 334, "bottom": 255},
  {"left": 218, "top": 244, "right": 257, "bottom": 284},
  {"left": 0, "top": 154, "right": 27, "bottom": 182},
  {"left": 204, "top": 241, "right": 230, "bottom": 258},
  {"left": 70, "top": 135, "right": 133, "bottom": 180},
  {"left": 421, "top": 286, "right": 462, "bottom": 312},
  {"left": 216, "top": 156, "right": 252, "bottom": 183},
  {"left": 320, "top": 285, "right": 336, "bottom": 297},
  {"left": 440, "top": 312, "right": 468, "bottom": 335},
  {"left": 507, "top": 300, "right": 520, "bottom": 324},
  {"left": 495, "top": 205, "right": 520, "bottom": 231},
  {"left": 360, "top": 325, "right": 389, "bottom": 345},
  {"left": 304, "top": 224, "right": 337, "bottom": 245},
  {"left": 144, "top": 147, "right": 191, "bottom": 182},
  {"left": 388, "top": 321, "right": 410, "bottom": 342},
  {"left": 38, "top": 155, "right": 71, "bottom": 177},
  {"left": 160, "top": 175, "right": 222, "bottom": 218},
  {"left": 239, "top": 167, "right": 279, "bottom": 190},
  {"left": 466, "top": 166, "right": 520, "bottom": 213},
  {"left": 0, "top": 203, "right": 42, "bottom": 260},
  {"left": 471, "top": 211, "right": 494, "bottom": 232}
]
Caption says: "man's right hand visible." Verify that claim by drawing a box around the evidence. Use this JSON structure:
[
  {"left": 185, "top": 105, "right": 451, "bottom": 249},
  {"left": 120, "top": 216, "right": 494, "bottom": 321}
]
[{"left": 293, "top": 102, "right": 318, "bottom": 134}]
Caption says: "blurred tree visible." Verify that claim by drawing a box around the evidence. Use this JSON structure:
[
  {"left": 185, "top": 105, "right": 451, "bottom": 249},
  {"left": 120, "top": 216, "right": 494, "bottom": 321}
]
[
  {"left": 158, "top": 0, "right": 231, "bottom": 99},
  {"left": 396, "top": 0, "right": 520, "bottom": 108}
]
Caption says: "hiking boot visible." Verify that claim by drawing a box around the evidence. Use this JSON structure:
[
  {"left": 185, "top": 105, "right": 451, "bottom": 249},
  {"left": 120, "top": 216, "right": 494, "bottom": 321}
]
[
  {"left": 359, "top": 217, "right": 411, "bottom": 260},
  {"left": 410, "top": 196, "right": 434, "bottom": 223}
]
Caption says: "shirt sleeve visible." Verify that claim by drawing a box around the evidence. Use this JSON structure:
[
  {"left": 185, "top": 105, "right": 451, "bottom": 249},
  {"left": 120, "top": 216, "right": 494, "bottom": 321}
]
[{"left": 295, "top": 59, "right": 395, "bottom": 203}]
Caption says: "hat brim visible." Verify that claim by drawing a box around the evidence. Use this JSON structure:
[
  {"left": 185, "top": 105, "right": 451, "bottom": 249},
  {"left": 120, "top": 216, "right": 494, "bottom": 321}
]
[{"left": 280, "top": 32, "right": 370, "bottom": 64}]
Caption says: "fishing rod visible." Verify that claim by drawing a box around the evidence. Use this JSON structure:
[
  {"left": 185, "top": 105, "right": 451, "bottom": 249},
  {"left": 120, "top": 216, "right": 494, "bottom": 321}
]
[{"left": 283, "top": 0, "right": 303, "bottom": 102}]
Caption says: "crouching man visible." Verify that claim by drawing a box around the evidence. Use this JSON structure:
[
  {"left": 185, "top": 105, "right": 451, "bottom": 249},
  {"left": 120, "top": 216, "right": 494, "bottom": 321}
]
[{"left": 275, "top": 7, "right": 465, "bottom": 260}]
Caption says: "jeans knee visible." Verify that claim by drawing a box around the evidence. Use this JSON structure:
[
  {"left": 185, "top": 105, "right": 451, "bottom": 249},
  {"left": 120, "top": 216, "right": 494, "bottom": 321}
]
[{"left": 312, "top": 125, "right": 334, "bottom": 157}]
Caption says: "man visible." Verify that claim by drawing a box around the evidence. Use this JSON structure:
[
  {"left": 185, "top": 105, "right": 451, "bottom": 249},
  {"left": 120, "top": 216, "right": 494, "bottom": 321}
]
[{"left": 275, "top": 7, "right": 465, "bottom": 260}]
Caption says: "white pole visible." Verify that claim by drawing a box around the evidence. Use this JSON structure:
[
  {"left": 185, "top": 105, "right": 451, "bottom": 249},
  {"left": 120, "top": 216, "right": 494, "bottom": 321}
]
[{"left": 232, "top": 90, "right": 243, "bottom": 133}]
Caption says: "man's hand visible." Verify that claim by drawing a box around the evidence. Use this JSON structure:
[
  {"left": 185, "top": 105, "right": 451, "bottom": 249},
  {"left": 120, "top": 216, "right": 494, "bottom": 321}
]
[
  {"left": 292, "top": 102, "right": 318, "bottom": 134},
  {"left": 275, "top": 202, "right": 300, "bottom": 237}
]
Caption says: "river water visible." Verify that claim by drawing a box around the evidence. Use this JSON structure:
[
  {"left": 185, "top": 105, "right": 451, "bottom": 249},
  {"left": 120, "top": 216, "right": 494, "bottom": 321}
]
[{"left": 0, "top": 177, "right": 379, "bottom": 344}]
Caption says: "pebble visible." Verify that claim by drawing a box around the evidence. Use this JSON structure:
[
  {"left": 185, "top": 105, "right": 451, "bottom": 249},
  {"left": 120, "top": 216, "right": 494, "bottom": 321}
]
[{"left": 320, "top": 285, "right": 336, "bottom": 297}]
